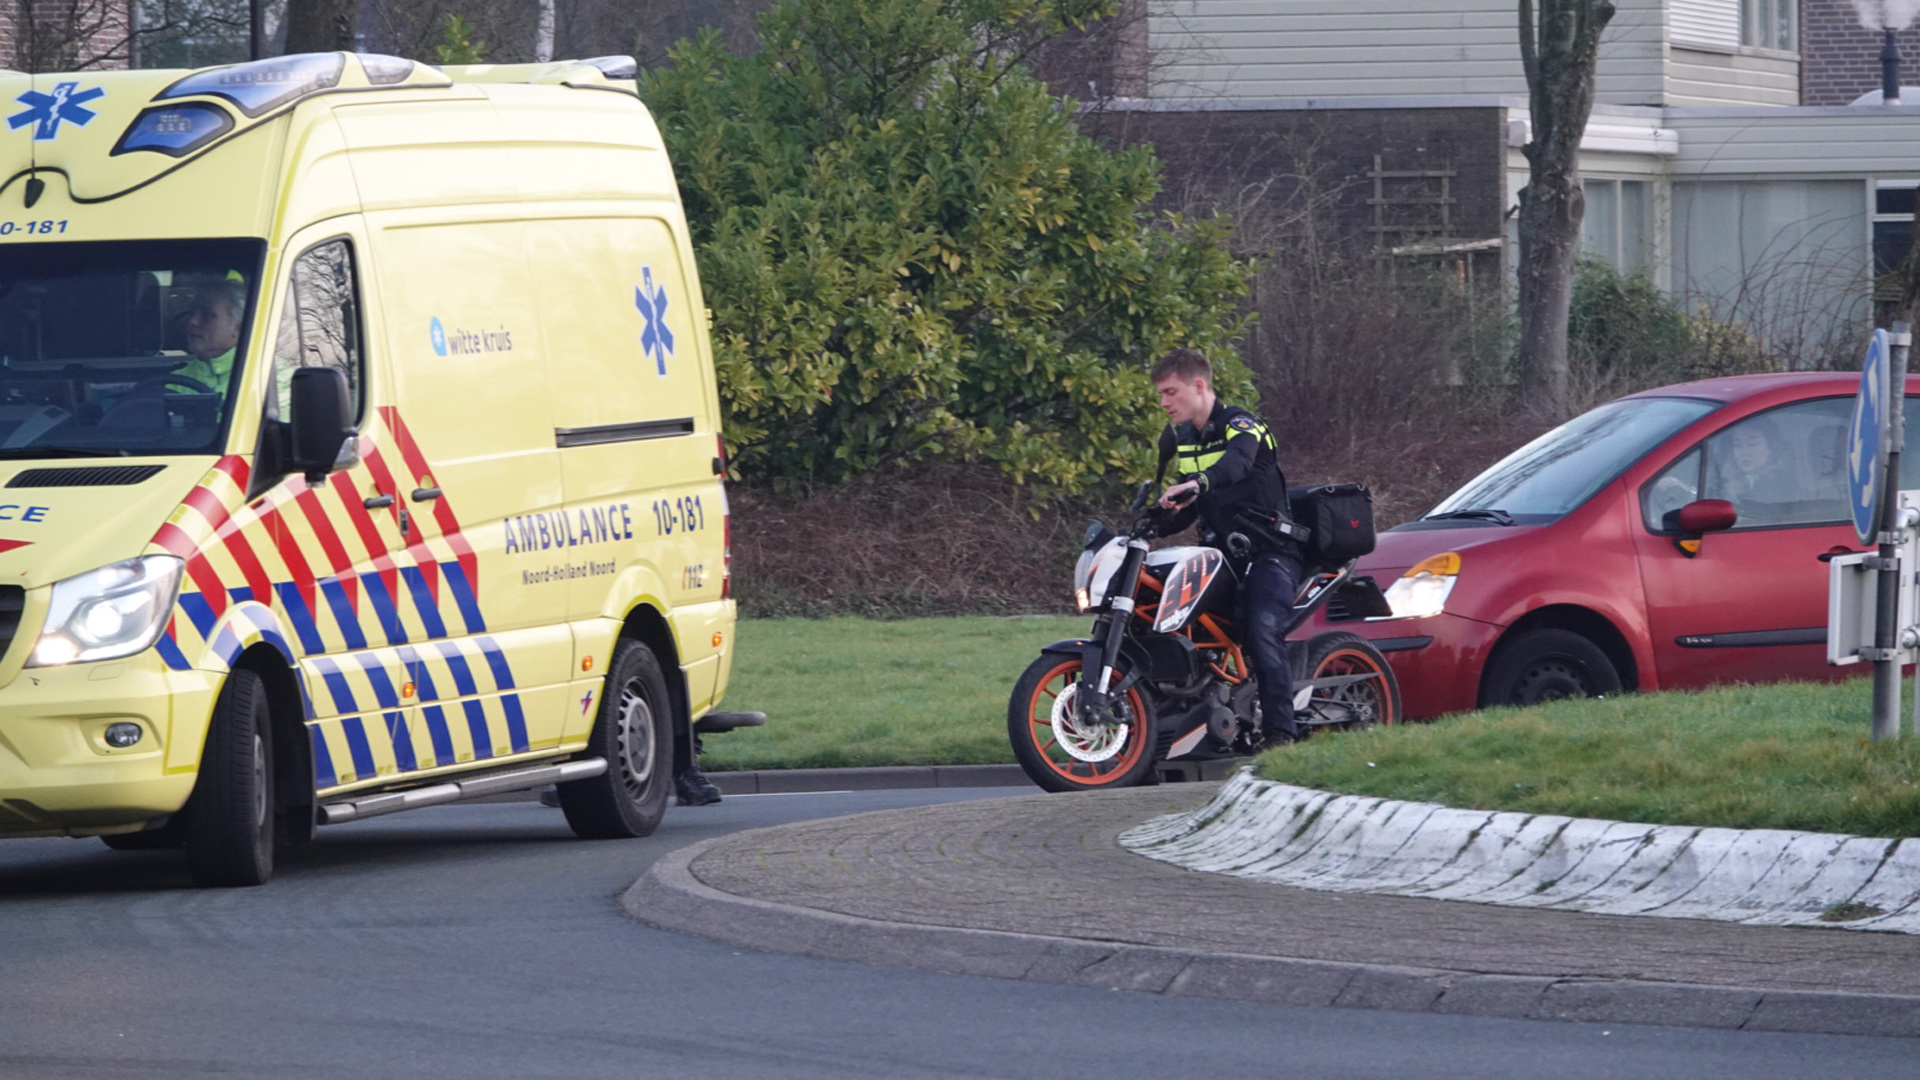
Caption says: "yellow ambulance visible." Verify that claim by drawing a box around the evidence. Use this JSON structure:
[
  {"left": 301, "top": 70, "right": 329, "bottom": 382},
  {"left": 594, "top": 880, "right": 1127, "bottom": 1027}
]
[{"left": 0, "top": 52, "right": 747, "bottom": 885}]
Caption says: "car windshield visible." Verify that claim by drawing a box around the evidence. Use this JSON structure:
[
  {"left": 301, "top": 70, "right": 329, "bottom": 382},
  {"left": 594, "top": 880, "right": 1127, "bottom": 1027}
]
[
  {"left": 0, "top": 240, "right": 264, "bottom": 457},
  {"left": 1427, "top": 396, "right": 1719, "bottom": 523}
]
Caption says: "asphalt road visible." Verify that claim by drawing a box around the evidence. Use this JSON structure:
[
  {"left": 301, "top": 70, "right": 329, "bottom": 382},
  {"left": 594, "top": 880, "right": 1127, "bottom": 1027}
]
[{"left": 0, "top": 787, "right": 1914, "bottom": 1080}]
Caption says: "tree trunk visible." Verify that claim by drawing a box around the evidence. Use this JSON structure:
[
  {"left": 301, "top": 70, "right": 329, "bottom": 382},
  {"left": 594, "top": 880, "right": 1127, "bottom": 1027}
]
[
  {"left": 535, "top": 0, "right": 555, "bottom": 62},
  {"left": 283, "top": 0, "right": 361, "bottom": 54},
  {"left": 1515, "top": 0, "right": 1614, "bottom": 421}
]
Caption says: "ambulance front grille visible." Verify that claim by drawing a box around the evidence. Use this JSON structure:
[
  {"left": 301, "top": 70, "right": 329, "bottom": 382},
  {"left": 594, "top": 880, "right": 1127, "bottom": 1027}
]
[{"left": 0, "top": 586, "right": 22, "bottom": 664}]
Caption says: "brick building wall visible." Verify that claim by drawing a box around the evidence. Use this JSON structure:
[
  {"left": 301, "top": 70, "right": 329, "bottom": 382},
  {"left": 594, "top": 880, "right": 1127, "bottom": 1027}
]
[
  {"left": 1, "top": 0, "right": 131, "bottom": 71},
  {"left": 1, "top": 3, "right": 17, "bottom": 67},
  {"left": 1090, "top": 105, "right": 1509, "bottom": 254},
  {"left": 1803, "top": 0, "right": 1920, "bottom": 105}
]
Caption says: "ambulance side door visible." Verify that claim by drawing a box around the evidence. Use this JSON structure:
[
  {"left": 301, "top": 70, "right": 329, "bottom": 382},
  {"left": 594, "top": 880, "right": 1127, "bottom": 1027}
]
[
  {"left": 337, "top": 98, "right": 575, "bottom": 763},
  {"left": 256, "top": 224, "right": 424, "bottom": 788}
]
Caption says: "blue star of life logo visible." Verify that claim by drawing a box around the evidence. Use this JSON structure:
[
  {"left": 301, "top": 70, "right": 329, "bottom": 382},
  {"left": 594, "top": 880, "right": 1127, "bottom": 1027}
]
[
  {"left": 635, "top": 266, "right": 674, "bottom": 376},
  {"left": 9, "top": 81, "right": 105, "bottom": 142}
]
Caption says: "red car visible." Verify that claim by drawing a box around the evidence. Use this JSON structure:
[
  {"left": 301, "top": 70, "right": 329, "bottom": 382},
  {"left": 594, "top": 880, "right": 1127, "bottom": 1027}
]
[{"left": 1303, "top": 372, "right": 1913, "bottom": 719}]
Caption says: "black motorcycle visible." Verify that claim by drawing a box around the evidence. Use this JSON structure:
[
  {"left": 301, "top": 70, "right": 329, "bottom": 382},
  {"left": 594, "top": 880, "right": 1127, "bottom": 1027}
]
[{"left": 1009, "top": 483, "right": 1401, "bottom": 792}]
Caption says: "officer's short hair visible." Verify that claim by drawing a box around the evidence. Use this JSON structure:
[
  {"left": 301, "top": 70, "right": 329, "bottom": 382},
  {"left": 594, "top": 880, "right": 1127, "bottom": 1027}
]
[
  {"left": 1151, "top": 348, "right": 1210, "bottom": 385},
  {"left": 182, "top": 277, "right": 246, "bottom": 322}
]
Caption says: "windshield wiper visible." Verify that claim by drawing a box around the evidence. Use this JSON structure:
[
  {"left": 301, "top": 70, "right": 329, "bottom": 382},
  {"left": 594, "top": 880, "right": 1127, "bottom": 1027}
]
[
  {"left": 1424, "top": 508, "right": 1516, "bottom": 526},
  {"left": 0, "top": 446, "right": 131, "bottom": 459}
]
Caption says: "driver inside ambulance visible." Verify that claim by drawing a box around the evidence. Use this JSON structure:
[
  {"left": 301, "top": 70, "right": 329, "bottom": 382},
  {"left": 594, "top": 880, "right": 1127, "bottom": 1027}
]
[{"left": 168, "top": 277, "right": 246, "bottom": 395}]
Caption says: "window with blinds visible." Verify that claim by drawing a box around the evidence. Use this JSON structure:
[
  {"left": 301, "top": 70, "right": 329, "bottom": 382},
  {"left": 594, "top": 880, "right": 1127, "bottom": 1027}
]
[{"left": 1671, "top": 0, "right": 1739, "bottom": 52}]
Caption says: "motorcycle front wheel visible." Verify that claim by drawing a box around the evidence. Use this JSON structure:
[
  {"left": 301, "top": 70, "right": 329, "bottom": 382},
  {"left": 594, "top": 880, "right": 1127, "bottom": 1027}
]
[{"left": 1008, "top": 653, "right": 1156, "bottom": 793}]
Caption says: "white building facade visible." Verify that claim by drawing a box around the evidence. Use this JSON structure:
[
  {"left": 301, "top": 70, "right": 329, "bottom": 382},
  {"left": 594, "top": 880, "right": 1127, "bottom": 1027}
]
[{"left": 1124, "top": 0, "right": 1919, "bottom": 365}]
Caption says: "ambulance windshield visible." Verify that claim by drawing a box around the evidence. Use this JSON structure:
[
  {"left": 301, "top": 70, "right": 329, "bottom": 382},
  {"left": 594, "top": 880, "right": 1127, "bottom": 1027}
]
[{"left": 0, "top": 239, "right": 264, "bottom": 457}]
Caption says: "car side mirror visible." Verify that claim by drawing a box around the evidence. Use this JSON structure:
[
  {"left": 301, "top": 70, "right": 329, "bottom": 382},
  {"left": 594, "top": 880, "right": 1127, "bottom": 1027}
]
[
  {"left": 1678, "top": 498, "right": 1738, "bottom": 534},
  {"left": 1671, "top": 498, "right": 1737, "bottom": 557},
  {"left": 288, "top": 367, "right": 358, "bottom": 484}
]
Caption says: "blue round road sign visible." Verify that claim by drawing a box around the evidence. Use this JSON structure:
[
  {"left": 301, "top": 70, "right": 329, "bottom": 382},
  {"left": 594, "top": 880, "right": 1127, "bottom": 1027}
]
[{"left": 1849, "top": 329, "right": 1892, "bottom": 546}]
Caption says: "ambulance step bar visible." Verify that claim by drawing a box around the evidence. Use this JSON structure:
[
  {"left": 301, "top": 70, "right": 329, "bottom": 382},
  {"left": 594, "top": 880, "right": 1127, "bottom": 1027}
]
[{"left": 318, "top": 758, "right": 608, "bottom": 825}]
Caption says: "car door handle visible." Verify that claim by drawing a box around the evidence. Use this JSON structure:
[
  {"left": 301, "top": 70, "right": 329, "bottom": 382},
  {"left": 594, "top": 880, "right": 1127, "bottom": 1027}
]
[
  {"left": 411, "top": 487, "right": 442, "bottom": 502},
  {"left": 363, "top": 493, "right": 395, "bottom": 510},
  {"left": 1819, "top": 547, "right": 1867, "bottom": 562}
]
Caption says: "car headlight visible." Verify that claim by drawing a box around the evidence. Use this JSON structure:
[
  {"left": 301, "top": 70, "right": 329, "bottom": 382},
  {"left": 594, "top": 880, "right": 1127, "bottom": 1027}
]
[
  {"left": 29, "top": 556, "right": 185, "bottom": 667},
  {"left": 1382, "top": 552, "right": 1460, "bottom": 620}
]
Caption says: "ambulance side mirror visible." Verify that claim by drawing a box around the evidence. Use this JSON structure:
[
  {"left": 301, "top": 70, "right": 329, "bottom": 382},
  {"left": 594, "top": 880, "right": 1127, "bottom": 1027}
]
[{"left": 288, "top": 367, "right": 358, "bottom": 484}]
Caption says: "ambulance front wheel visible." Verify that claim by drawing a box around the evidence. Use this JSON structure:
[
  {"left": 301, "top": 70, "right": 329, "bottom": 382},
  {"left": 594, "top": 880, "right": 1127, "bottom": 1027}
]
[
  {"left": 183, "top": 669, "right": 276, "bottom": 887},
  {"left": 558, "top": 639, "right": 672, "bottom": 839}
]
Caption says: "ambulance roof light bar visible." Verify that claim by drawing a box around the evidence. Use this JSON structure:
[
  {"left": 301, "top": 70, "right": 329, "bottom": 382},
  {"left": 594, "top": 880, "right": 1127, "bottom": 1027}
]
[
  {"left": 157, "top": 53, "right": 346, "bottom": 118},
  {"left": 438, "top": 55, "right": 638, "bottom": 90}
]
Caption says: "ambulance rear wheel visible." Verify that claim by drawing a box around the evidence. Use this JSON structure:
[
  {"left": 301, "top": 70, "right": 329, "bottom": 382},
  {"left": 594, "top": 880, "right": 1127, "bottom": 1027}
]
[
  {"left": 183, "top": 669, "right": 276, "bottom": 887},
  {"left": 558, "top": 639, "right": 672, "bottom": 839}
]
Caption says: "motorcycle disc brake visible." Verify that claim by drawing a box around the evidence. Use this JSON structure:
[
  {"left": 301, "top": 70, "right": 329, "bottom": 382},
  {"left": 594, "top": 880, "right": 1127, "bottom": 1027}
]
[{"left": 1050, "top": 683, "right": 1131, "bottom": 764}]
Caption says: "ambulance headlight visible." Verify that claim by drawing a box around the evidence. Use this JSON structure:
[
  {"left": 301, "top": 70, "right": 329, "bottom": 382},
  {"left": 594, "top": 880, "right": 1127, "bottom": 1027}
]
[{"left": 29, "top": 557, "right": 184, "bottom": 667}]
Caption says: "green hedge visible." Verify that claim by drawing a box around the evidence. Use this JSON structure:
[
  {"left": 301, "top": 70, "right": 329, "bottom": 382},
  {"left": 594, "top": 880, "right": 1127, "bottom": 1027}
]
[{"left": 642, "top": 0, "right": 1252, "bottom": 492}]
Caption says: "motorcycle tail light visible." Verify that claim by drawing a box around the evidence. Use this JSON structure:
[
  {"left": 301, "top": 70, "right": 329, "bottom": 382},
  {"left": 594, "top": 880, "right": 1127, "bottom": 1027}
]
[{"left": 720, "top": 484, "right": 732, "bottom": 601}]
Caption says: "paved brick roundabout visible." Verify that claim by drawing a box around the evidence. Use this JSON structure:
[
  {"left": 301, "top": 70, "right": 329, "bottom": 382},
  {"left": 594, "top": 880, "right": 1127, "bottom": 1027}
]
[{"left": 623, "top": 783, "right": 1920, "bottom": 1037}]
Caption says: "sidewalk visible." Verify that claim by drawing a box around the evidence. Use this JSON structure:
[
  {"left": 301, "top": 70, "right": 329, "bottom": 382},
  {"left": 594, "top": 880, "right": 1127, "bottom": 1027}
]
[{"left": 624, "top": 783, "right": 1920, "bottom": 1038}]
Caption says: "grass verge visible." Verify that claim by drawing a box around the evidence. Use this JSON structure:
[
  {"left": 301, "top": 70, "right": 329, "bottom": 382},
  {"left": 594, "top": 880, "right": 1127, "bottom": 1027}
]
[
  {"left": 1256, "top": 679, "right": 1920, "bottom": 837},
  {"left": 701, "top": 615, "right": 1085, "bottom": 771}
]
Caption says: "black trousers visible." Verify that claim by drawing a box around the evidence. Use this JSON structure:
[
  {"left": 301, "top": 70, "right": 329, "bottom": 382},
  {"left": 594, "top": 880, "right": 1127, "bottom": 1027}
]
[{"left": 1242, "top": 550, "right": 1304, "bottom": 740}]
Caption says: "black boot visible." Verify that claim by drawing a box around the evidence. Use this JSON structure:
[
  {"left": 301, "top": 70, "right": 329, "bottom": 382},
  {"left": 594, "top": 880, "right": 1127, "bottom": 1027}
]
[{"left": 675, "top": 766, "right": 722, "bottom": 806}]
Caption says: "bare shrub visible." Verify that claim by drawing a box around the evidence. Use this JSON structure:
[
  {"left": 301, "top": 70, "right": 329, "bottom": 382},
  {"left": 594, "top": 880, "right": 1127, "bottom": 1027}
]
[
  {"left": 1564, "top": 257, "right": 1780, "bottom": 413},
  {"left": 730, "top": 466, "right": 1111, "bottom": 617}
]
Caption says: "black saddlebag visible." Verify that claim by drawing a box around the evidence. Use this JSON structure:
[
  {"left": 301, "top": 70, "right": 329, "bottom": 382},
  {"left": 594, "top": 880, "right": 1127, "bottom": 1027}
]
[{"left": 1288, "top": 483, "right": 1377, "bottom": 569}]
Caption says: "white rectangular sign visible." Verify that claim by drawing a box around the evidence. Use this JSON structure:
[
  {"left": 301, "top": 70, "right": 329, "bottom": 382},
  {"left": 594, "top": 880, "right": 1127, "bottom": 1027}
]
[{"left": 1828, "top": 489, "right": 1920, "bottom": 666}]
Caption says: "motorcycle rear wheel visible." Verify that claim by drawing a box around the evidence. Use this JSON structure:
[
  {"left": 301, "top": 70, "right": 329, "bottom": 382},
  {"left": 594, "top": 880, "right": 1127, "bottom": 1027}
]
[
  {"left": 1296, "top": 632, "right": 1402, "bottom": 731},
  {"left": 1008, "top": 654, "right": 1156, "bottom": 793}
]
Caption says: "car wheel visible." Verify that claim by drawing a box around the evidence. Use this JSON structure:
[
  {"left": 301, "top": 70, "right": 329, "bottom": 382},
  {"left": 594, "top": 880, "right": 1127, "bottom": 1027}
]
[
  {"left": 183, "top": 669, "right": 276, "bottom": 887},
  {"left": 557, "top": 639, "right": 673, "bottom": 839},
  {"left": 1483, "top": 629, "right": 1622, "bottom": 707}
]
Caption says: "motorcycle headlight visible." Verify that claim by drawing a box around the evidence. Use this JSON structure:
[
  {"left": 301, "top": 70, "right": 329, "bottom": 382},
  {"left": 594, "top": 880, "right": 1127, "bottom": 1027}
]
[
  {"left": 29, "top": 556, "right": 185, "bottom": 667},
  {"left": 1382, "top": 552, "right": 1460, "bottom": 620},
  {"left": 1076, "top": 540, "right": 1127, "bottom": 610}
]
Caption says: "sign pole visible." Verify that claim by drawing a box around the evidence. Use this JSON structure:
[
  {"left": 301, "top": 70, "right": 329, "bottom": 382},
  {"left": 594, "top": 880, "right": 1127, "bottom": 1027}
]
[{"left": 1874, "top": 324, "right": 1910, "bottom": 742}]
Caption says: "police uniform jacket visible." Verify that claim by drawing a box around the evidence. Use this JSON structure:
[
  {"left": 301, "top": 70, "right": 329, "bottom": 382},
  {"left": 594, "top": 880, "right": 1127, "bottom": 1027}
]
[{"left": 1155, "top": 399, "right": 1294, "bottom": 549}]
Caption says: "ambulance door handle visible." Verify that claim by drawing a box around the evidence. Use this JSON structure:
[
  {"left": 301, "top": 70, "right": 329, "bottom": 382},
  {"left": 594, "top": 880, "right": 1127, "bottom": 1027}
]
[
  {"left": 363, "top": 493, "right": 395, "bottom": 510},
  {"left": 411, "top": 487, "right": 442, "bottom": 502}
]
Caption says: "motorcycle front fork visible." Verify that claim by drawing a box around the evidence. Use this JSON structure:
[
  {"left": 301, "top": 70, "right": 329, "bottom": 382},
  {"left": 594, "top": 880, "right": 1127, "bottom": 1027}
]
[{"left": 1079, "top": 539, "right": 1149, "bottom": 724}]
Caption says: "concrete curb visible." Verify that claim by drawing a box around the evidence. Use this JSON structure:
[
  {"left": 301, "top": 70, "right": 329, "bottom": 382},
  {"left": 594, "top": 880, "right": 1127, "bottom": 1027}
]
[
  {"left": 622, "top": 830, "right": 1920, "bottom": 1038},
  {"left": 1122, "top": 771, "right": 1920, "bottom": 933}
]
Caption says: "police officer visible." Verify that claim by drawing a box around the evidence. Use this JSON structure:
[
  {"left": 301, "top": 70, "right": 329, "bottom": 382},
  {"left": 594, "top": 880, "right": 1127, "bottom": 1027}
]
[{"left": 1150, "top": 348, "right": 1308, "bottom": 748}]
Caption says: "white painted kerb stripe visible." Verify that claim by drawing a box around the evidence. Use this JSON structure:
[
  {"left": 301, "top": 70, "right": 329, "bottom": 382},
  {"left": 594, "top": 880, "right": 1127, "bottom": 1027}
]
[{"left": 1119, "top": 769, "right": 1920, "bottom": 933}]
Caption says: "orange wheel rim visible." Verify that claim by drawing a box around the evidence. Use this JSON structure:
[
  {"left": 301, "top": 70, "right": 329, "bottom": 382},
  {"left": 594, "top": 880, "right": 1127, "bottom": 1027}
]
[
  {"left": 1024, "top": 658, "right": 1148, "bottom": 785},
  {"left": 1313, "top": 649, "right": 1398, "bottom": 726}
]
